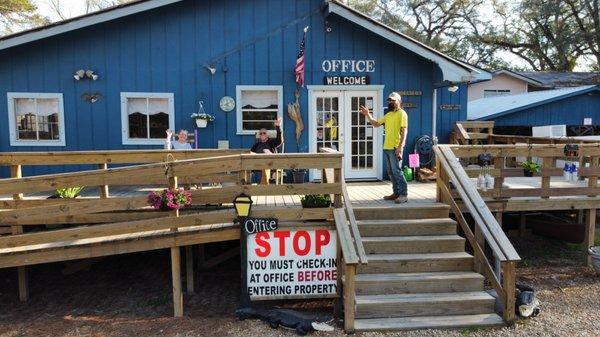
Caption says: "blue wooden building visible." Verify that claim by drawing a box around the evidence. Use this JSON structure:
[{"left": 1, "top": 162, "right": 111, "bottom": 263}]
[
  {"left": 0, "top": 0, "right": 488, "bottom": 179},
  {"left": 468, "top": 85, "right": 600, "bottom": 127}
]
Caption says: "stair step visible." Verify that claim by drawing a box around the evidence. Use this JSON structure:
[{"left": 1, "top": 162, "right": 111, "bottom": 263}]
[
  {"left": 354, "top": 313, "right": 505, "bottom": 332},
  {"left": 358, "top": 252, "right": 473, "bottom": 274},
  {"left": 357, "top": 218, "right": 457, "bottom": 237},
  {"left": 354, "top": 271, "right": 484, "bottom": 295},
  {"left": 354, "top": 203, "right": 449, "bottom": 220},
  {"left": 355, "top": 291, "right": 495, "bottom": 318},
  {"left": 363, "top": 235, "right": 465, "bottom": 254}
]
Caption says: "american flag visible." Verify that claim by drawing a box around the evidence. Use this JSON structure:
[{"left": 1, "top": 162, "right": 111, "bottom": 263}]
[{"left": 295, "top": 26, "right": 309, "bottom": 87}]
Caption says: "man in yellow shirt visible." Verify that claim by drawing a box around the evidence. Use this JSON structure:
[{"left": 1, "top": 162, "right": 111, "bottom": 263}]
[{"left": 359, "top": 92, "right": 408, "bottom": 203}]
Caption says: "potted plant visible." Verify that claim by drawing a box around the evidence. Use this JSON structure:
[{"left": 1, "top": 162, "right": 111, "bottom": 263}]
[
  {"left": 300, "top": 194, "right": 331, "bottom": 208},
  {"left": 190, "top": 112, "right": 215, "bottom": 128},
  {"left": 291, "top": 168, "right": 307, "bottom": 183},
  {"left": 147, "top": 187, "right": 192, "bottom": 211},
  {"left": 521, "top": 160, "right": 541, "bottom": 177},
  {"left": 49, "top": 186, "right": 84, "bottom": 199}
]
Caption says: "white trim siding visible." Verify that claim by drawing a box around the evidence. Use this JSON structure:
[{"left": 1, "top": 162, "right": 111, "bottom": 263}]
[
  {"left": 7, "top": 92, "right": 66, "bottom": 147},
  {"left": 120, "top": 92, "right": 175, "bottom": 145}
]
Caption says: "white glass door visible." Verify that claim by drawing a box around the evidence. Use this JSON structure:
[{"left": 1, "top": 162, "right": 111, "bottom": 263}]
[
  {"left": 309, "top": 88, "right": 380, "bottom": 181},
  {"left": 344, "top": 91, "right": 379, "bottom": 179}
]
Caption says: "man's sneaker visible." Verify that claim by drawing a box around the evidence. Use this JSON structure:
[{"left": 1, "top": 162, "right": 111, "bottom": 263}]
[
  {"left": 394, "top": 196, "right": 408, "bottom": 204},
  {"left": 383, "top": 194, "right": 399, "bottom": 200}
]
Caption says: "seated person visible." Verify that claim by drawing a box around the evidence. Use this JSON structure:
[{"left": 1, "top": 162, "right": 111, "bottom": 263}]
[
  {"left": 251, "top": 118, "right": 283, "bottom": 184},
  {"left": 165, "top": 129, "right": 193, "bottom": 150},
  {"left": 251, "top": 117, "right": 283, "bottom": 154}
]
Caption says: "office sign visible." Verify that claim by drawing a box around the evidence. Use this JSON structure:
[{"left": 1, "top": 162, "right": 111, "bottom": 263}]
[
  {"left": 321, "top": 59, "right": 375, "bottom": 73},
  {"left": 242, "top": 217, "right": 278, "bottom": 235},
  {"left": 246, "top": 229, "right": 337, "bottom": 300},
  {"left": 324, "top": 76, "right": 370, "bottom": 85},
  {"left": 440, "top": 104, "right": 461, "bottom": 110}
]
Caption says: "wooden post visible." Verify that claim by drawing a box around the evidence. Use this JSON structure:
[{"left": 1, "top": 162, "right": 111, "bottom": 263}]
[
  {"left": 186, "top": 246, "right": 194, "bottom": 294},
  {"left": 474, "top": 225, "right": 485, "bottom": 274},
  {"left": 167, "top": 170, "right": 183, "bottom": 316},
  {"left": 343, "top": 264, "right": 356, "bottom": 333},
  {"left": 493, "top": 157, "right": 504, "bottom": 200},
  {"left": 541, "top": 157, "right": 555, "bottom": 199},
  {"left": 519, "top": 212, "right": 527, "bottom": 237},
  {"left": 98, "top": 163, "right": 109, "bottom": 198},
  {"left": 334, "top": 168, "right": 342, "bottom": 208},
  {"left": 435, "top": 158, "right": 443, "bottom": 202},
  {"left": 10, "top": 165, "right": 28, "bottom": 302},
  {"left": 501, "top": 261, "right": 516, "bottom": 324},
  {"left": 171, "top": 246, "right": 183, "bottom": 317},
  {"left": 585, "top": 208, "right": 596, "bottom": 266}
]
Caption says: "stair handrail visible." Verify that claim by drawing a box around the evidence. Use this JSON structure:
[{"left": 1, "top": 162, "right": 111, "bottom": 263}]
[
  {"left": 435, "top": 145, "right": 520, "bottom": 324},
  {"left": 341, "top": 179, "right": 368, "bottom": 264}
]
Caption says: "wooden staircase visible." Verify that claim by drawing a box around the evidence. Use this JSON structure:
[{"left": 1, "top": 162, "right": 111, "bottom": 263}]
[{"left": 347, "top": 204, "right": 504, "bottom": 332}]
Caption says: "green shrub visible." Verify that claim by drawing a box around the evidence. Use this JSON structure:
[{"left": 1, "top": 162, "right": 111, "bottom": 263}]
[
  {"left": 55, "top": 186, "right": 84, "bottom": 199},
  {"left": 300, "top": 194, "right": 332, "bottom": 208}
]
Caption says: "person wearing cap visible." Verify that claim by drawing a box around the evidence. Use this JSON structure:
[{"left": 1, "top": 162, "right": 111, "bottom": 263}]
[{"left": 359, "top": 92, "right": 408, "bottom": 203}]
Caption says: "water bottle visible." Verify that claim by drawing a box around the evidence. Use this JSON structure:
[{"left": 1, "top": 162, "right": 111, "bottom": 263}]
[
  {"left": 484, "top": 166, "right": 493, "bottom": 190},
  {"left": 563, "top": 163, "right": 570, "bottom": 181},
  {"left": 570, "top": 163, "right": 578, "bottom": 182},
  {"left": 477, "top": 167, "right": 485, "bottom": 190}
]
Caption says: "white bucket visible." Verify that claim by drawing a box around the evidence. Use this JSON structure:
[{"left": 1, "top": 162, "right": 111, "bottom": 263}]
[{"left": 589, "top": 247, "right": 600, "bottom": 275}]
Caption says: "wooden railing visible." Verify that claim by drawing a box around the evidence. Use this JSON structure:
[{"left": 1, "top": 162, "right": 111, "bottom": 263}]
[
  {"left": 453, "top": 121, "right": 600, "bottom": 147},
  {"left": 0, "top": 150, "right": 345, "bottom": 315},
  {"left": 319, "top": 147, "right": 367, "bottom": 332},
  {"left": 446, "top": 143, "right": 600, "bottom": 265},
  {"left": 435, "top": 145, "right": 521, "bottom": 324}
]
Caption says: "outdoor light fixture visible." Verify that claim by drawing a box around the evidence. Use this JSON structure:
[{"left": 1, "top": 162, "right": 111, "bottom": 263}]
[
  {"left": 74, "top": 69, "right": 86, "bottom": 80},
  {"left": 233, "top": 193, "right": 253, "bottom": 218},
  {"left": 74, "top": 69, "right": 99, "bottom": 81},
  {"left": 85, "top": 70, "right": 99, "bottom": 81},
  {"left": 448, "top": 85, "right": 459, "bottom": 92}
]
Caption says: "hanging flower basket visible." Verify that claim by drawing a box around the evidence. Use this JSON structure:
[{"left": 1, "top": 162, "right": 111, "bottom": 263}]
[
  {"left": 195, "top": 119, "right": 208, "bottom": 128},
  {"left": 147, "top": 187, "right": 192, "bottom": 211}
]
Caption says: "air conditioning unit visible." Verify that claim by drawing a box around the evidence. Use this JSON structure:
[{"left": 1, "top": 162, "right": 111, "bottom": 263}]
[{"left": 532, "top": 125, "right": 567, "bottom": 138}]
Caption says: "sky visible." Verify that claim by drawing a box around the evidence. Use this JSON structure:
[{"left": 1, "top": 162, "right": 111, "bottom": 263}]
[{"left": 34, "top": 0, "right": 92, "bottom": 21}]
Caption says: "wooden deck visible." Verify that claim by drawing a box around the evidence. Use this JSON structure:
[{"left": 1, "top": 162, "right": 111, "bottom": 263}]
[{"left": 0, "top": 181, "right": 439, "bottom": 207}]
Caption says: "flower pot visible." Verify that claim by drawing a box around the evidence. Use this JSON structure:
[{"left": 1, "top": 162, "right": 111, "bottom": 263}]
[
  {"left": 523, "top": 169, "right": 535, "bottom": 177},
  {"left": 195, "top": 119, "right": 208, "bottom": 128},
  {"left": 292, "top": 170, "right": 306, "bottom": 183},
  {"left": 160, "top": 204, "right": 174, "bottom": 211}
]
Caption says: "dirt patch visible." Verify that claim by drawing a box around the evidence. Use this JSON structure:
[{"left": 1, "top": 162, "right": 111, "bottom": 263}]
[{"left": 1, "top": 236, "right": 599, "bottom": 337}]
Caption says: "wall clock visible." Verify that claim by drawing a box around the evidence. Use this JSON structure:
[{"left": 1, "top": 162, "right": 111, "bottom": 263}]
[{"left": 220, "top": 96, "right": 235, "bottom": 112}]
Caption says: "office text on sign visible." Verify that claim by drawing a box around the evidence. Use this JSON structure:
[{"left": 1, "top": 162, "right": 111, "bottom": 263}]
[{"left": 321, "top": 59, "right": 375, "bottom": 73}]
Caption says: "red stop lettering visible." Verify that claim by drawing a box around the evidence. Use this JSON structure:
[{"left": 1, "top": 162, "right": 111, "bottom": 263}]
[
  {"left": 254, "top": 232, "right": 270, "bottom": 257},
  {"left": 315, "top": 230, "right": 330, "bottom": 255},
  {"left": 293, "top": 231, "right": 311, "bottom": 256},
  {"left": 273, "top": 231, "right": 290, "bottom": 256}
]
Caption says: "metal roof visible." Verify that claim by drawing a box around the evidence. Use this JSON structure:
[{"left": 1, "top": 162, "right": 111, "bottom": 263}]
[
  {"left": 517, "top": 71, "right": 600, "bottom": 88},
  {"left": 468, "top": 85, "right": 600, "bottom": 120}
]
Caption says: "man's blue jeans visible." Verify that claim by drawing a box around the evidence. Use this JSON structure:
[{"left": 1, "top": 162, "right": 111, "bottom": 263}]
[{"left": 383, "top": 149, "right": 408, "bottom": 197}]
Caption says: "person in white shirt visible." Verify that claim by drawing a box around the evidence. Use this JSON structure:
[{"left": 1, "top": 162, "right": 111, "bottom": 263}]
[{"left": 165, "top": 129, "right": 193, "bottom": 150}]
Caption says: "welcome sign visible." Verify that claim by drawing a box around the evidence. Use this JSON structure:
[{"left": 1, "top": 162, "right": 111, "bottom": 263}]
[{"left": 246, "top": 229, "right": 338, "bottom": 300}]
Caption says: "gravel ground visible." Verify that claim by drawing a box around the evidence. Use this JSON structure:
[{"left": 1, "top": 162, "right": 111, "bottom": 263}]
[{"left": 0, "top": 235, "right": 598, "bottom": 337}]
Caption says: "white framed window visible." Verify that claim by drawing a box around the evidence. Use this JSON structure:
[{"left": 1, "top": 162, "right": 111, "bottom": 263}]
[
  {"left": 483, "top": 89, "right": 511, "bottom": 98},
  {"left": 236, "top": 85, "right": 283, "bottom": 135},
  {"left": 7, "top": 93, "right": 66, "bottom": 146},
  {"left": 120, "top": 92, "right": 175, "bottom": 145}
]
